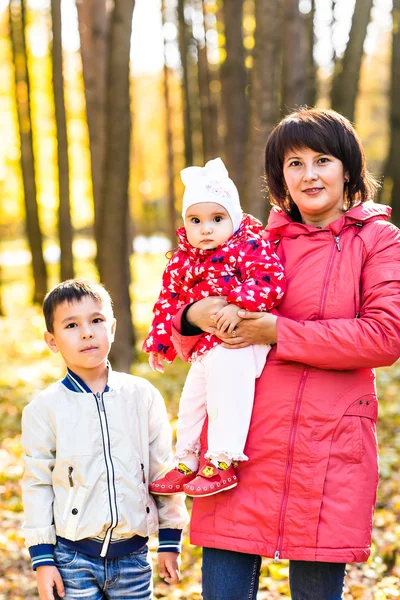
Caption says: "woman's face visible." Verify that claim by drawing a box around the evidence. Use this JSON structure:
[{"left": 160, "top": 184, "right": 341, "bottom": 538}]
[{"left": 283, "top": 147, "right": 348, "bottom": 227}]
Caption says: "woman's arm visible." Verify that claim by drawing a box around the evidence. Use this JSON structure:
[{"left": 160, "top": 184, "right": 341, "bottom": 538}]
[
  {"left": 275, "top": 280, "right": 400, "bottom": 369},
  {"left": 171, "top": 297, "right": 227, "bottom": 361},
  {"left": 211, "top": 280, "right": 400, "bottom": 370},
  {"left": 273, "top": 222, "right": 400, "bottom": 370},
  {"left": 212, "top": 223, "right": 400, "bottom": 370}
]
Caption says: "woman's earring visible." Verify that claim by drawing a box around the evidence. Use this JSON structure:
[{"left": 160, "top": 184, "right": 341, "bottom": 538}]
[{"left": 344, "top": 177, "right": 350, "bottom": 205}]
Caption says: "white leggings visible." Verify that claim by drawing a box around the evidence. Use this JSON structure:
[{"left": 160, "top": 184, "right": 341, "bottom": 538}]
[{"left": 175, "top": 344, "right": 270, "bottom": 463}]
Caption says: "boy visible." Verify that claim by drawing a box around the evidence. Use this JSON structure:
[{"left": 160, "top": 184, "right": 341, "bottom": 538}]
[{"left": 21, "top": 280, "right": 189, "bottom": 600}]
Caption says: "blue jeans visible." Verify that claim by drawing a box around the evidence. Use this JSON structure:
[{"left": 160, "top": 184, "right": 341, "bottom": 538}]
[
  {"left": 202, "top": 548, "right": 346, "bottom": 600},
  {"left": 53, "top": 541, "right": 153, "bottom": 599}
]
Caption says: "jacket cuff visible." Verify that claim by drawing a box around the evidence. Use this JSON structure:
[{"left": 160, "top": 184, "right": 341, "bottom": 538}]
[
  {"left": 181, "top": 305, "right": 203, "bottom": 336},
  {"left": 29, "top": 543, "right": 55, "bottom": 570},
  {"left": 157, "top": 528, "right": 182, "bottom": 553}
]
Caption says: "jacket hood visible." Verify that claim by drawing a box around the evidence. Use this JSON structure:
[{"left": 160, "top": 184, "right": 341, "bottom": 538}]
[
  {"left": 176, "top": 212, "right": 263, "bottom": 257},
  {"left": 266, "top": 201, "right": 391, "bottom": 238}
]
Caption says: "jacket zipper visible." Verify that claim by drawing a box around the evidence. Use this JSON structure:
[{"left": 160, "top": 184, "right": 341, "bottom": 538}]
[
  {"left": 63, "top": 466, "right": 75, "bottom": 521},
  {"left": 68, "top": 466, "right": 74, "bottom": 487},
  {"left": 95, "top": 392, "right": 118, "bottom": 557},
  {"left": 141, "top": 463, "right": 145, "bottom": 483},
  {"left": 274, "top": 366, "right": 309, "bottom": 562},
  {"left": 274, "top": 233, "right": 340, "bottom": 562},
  {"left": 320, "top": 235, "right": 341, "bottom": 318}
]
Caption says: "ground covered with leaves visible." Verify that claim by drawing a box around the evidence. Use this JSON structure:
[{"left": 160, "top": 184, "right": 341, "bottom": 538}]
[{"left": 0, "top": 259, "right": 399, "bottom": 599}]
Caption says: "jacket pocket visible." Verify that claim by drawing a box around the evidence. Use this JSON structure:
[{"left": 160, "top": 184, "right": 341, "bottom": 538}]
[
  {"left": 333, "top": 395, "right": 377, "bottom": 465},
  {"left": 138, "top": 482, "right": 158, "bottom": 535},
  {"left": 64, "top": 485, "right": 88, "bottom": 540},
  {"left": 54, "top": 541, "right": 78, "bottom": 567}
]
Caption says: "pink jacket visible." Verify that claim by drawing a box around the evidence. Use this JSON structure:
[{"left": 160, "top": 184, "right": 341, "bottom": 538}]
[
  {"left": 143, "top": 214, "right": 285, "bottom": 362},
  {"left": 172, "top": 201, "right": 400, "bottom": 563}
]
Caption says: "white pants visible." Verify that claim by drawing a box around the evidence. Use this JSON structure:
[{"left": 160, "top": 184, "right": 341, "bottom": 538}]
[{"left": 175, "top": 344, "right": 270, "bottom": 463}]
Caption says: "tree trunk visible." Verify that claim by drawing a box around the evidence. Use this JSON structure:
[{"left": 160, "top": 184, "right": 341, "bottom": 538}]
[
  {"left": 281, "top": 0, "right": 309, "bottom": 113},
  {"left": 51, "top": 0, "right": 74, "bottom": 280},
  {"left": 76, "top": 0, "right": 108, "bottom": 262},
  {"left": 162, "top": 0, "right": 177, "bottom": 246},
  {"left": 9, "top": 0, "right": 47, "bottom": 303},
  {"left": 330, "top": 0, "right": 374, "bottom": 122},
  {"left": 220, "top": 0, "right": 247, "bottom": 196},
  {"left": 196, "top": 0, "right": 214, "bottom": 163},
  {"left": 201, "top": 0, "right": 220, "bottom": 159},
  {"left": 98, "top": 0, "right": 136, "bottom": 371},
  {"left": 307, "top": 0, "right": 317, "bottom": 107},
  {"left": 0, "top": 169, "right": 4, "bottom": 316},
  {"left": 177, "top": 0, "right": 194, "bottom": 167},
  {"left": 245, "top": 0, "right": 281, "bottom": 221},
  {"left": 383, "top": 0, "right": 400, "bottom": 225},
  {"left": 331, "top": 0, "right": 338, "bottom": 65}
]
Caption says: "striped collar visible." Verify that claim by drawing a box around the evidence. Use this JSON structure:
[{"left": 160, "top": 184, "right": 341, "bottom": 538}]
[{"left": 62, "top": 361, "right": 112, "bottom": 393}]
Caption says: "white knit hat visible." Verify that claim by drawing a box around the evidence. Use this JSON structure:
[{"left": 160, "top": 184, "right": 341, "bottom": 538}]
[{"left": 181, "top": 157, "right": 242, "bottom": 232}]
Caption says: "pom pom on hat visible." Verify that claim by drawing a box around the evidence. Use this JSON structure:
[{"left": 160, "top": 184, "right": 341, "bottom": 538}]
[{"left": 181, "top": 157, "right": 242, "bottom": 232}]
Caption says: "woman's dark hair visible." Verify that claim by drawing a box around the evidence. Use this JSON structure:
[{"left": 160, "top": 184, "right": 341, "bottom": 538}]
[
  {"left": 43, "top": 279, "right": 113, "bottom": 333},
  {"left": 264, "top": 107, "right": 380, "bottom": 222}
]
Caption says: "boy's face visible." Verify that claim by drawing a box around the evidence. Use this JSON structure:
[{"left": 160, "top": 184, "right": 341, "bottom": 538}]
[
  {"left": 44, "top": 296, "right": 116, "bottom": 376},
  {"left": 184, "top": 202, "right": 233, "bottom": 250}
]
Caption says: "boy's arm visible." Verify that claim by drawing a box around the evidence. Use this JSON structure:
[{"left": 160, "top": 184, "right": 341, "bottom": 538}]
[
  {"left": 226, "top": 239, "right": 286, "bottom": 312},
  {"left": 142, "top": 255, "right": 187, "bottom": 364},
  {"left": 21, "top": 402, "right": 57, "bottom": 569},
  {"left": 36, "top": 566, "right": 65, "bottom": 600},
  {"left": 158, "top": 552, "right": 181, "bottom": 584},
  {"left": 146, "top": 384, "right": 189, "bottom": 555}
]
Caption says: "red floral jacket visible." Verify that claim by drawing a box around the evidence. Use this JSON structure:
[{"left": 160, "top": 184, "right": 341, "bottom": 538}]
[{"left": 143, "top": 214, "right": 285, "bottom": 362}]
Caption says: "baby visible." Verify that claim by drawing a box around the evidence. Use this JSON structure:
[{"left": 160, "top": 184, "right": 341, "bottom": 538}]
[{"left": 143, "top": 158, "right": 285, "bottom": 497}]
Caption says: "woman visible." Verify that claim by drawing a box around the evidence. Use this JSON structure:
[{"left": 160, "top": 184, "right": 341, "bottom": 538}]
[{"left": 171, "top": 108, "right": 400, "bottom": 599}]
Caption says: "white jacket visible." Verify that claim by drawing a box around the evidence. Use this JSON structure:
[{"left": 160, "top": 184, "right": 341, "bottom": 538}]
[{"left": 21, "top": 370, "right": 189, "bottom": 555}]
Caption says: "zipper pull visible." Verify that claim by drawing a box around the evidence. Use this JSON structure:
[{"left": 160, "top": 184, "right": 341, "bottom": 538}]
[
  {"left": 141, "top": 463, "right": 145, "bottom": 483},
  {"left": 68, "top": 466, "right": 74, "bottom": 487},
  {"left": 334, "top": 235, "right": 341, "bottom": 252},
  {"left": 273, "top": 550, "right": 280, "bottom": 563},
  {"left": 96, "top": 392, "right": 105, "bottom": 411}
]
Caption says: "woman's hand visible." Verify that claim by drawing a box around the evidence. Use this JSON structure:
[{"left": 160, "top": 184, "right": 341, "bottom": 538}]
[
  {"left": 186, "top": 296, "right": 228, "bottom": 331},
  {"left": 206, "top": 309, "right": 278, "bottom": 348}
]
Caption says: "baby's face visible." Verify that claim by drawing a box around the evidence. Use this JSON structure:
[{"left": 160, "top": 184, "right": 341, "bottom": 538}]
[{"left": 184, "top": 202, "right": 233, "bottom": 250}]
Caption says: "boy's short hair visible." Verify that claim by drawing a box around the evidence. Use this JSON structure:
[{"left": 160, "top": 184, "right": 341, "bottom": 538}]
[{"left": 43, "top": 279, "right": 113, "bottom": 333}]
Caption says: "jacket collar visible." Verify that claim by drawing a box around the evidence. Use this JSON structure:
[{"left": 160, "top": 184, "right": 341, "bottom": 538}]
[
  {"left": 266, "top": 201, "right": 391, "bottom": 238},
  {"left": 62, "top": 360, "right": 112, "bottom": 393}
]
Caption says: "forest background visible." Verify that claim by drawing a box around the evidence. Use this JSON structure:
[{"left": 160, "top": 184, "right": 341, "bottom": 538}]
[{"left": 0, "top": 0, "right": 400, "bottom": 598}]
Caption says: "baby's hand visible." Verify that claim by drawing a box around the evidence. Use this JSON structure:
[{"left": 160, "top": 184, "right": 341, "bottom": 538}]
[
  {"left": 149, "top": 352, "right": 165, "bottom": 373},
  {"left": 158, "top": 552, "right": 181, "bottom": 584},
  {"left": 213, "top": 304, "right": 242, "bottom": 333}
]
